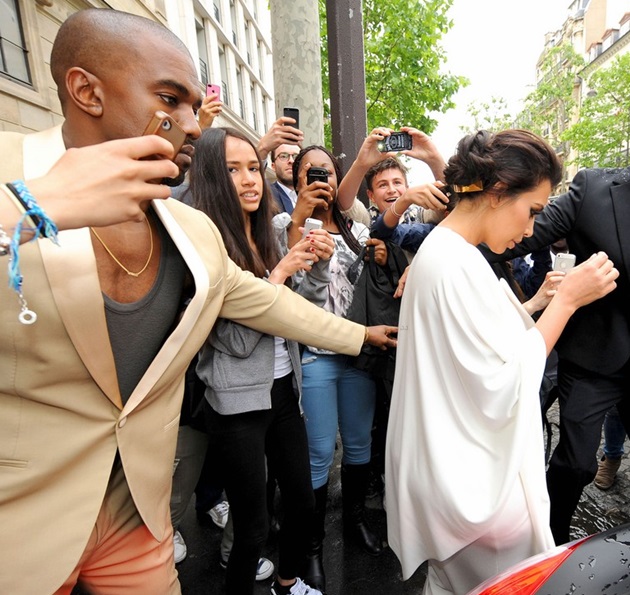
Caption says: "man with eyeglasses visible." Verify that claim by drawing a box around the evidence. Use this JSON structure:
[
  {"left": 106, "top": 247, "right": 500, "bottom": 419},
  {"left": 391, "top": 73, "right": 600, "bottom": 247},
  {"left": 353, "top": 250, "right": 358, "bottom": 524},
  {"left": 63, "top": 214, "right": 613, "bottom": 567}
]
[{"left": 270, "top": 144, "right": 302, "bottom": 214}]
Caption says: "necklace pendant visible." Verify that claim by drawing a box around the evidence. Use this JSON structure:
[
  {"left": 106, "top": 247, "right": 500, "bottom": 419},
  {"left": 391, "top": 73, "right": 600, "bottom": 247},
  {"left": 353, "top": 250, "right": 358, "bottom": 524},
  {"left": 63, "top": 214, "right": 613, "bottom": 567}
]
[{"left": 128, "top": 271, "right": 141, "bottom": 278}]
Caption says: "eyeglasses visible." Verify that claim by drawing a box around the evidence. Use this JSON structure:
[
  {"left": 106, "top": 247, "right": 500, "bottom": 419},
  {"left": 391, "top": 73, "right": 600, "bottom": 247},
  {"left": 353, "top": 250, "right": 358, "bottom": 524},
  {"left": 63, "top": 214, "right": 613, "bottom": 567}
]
[{"left": 275, "top": 152, "right": 299, "bottom": 162}]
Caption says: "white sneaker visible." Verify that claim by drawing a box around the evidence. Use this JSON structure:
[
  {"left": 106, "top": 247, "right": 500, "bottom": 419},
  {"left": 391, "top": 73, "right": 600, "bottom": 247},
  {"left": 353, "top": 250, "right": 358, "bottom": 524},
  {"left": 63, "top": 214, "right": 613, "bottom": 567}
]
[
  {"left": 256, "top": 557, "right": 275, "bottom": 581},
  {"left": 208, "top": 500, "right": 230, "bottom": 529},
  {"left": 219, "top": 555, "right": 274, "bottom": 581},
  {"left": 270, "top": 577, "right": 322, "bottom": 595},
  {"left": 173, "top": 530, "right": 187, "bottom": 564}
]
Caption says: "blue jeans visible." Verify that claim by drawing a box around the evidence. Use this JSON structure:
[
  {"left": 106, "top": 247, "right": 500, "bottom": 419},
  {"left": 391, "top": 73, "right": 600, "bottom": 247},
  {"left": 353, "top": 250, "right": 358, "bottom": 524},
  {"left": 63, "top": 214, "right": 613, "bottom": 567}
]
[
  {"left": 301, "top": 349, "right": 376, "bottom": 489},
  {"left": 603, "top": 406, "right": 626, "bottom": 459}
]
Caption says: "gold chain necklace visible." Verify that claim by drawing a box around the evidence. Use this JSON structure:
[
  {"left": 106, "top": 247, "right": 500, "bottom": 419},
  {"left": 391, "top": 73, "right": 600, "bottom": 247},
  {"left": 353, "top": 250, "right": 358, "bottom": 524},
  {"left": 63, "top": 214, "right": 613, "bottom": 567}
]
[{"left": 90, "top": 216, "right": 154, "bottom": 277}]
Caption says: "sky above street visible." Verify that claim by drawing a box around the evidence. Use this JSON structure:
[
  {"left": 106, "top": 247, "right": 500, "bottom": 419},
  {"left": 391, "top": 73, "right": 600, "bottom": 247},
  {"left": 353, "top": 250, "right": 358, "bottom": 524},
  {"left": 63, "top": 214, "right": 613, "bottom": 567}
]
[{"left": 406, "top": 0, "right": 572, "bottom": 183}]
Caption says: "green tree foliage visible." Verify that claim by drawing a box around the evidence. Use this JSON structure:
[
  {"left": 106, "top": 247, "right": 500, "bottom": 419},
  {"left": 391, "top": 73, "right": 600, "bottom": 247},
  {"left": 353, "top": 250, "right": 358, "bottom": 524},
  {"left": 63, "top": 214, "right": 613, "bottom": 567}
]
[
  {"left": 518, "top": 43, "right": 584, "bottom": 145},
  {"left": 515, "top": 43, "right": 584, "bottom": 190},
  {"left": 462, "top": 97, "right": 515, "bottom": 135},
  {"left": 563, "top": 53, "right": 630, "bottom": 168},
  {"left": 319, "top": 0, "right": 466, "bottom": 147}
]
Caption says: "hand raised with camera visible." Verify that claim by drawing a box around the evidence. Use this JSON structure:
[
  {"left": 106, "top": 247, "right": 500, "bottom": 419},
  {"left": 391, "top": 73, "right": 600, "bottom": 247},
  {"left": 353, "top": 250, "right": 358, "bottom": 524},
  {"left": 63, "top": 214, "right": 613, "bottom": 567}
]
[
  {"left": 355, "top": 127, "right": 397, "bottom": 167},
  {"left": 198, "top": 93, "right": 223, "bottom": 130},
  {"left": 288, "top": 165, "right": 333, "bottom": 247},
  {"left": 337, "top": 127, "right": 398, "bottom": 212},
  {"left": 293, "top": 164, "right": 333, "bottom": 216},
  {"left": 400, "top": 126, "right": 446, "bottom": 177},
  {"left": 257, "top": 117, "right": 303, "bottom": 161}
]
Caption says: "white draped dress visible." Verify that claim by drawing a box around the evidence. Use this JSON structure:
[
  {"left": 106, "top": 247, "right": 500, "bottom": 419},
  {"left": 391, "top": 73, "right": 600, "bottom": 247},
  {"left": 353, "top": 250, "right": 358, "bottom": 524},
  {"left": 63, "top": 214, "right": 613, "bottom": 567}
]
[{"left": 385, "top": 227, "right": 555, "bottom": 594}]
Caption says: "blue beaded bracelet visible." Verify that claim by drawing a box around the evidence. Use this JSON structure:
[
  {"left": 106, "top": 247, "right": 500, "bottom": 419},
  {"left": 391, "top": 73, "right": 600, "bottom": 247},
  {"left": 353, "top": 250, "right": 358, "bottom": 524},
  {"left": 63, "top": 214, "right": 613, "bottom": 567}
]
[{"left": 4, "top": 180, "right": 59, "bottom": 324}]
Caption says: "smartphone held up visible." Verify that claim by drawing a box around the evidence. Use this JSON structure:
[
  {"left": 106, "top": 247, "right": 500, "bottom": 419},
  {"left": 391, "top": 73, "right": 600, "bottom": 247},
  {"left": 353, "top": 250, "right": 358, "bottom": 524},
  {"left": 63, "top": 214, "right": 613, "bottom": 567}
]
[
  {"left": 301, "top": 217, "right": 323, "bottom": 239},
  {"left": 283, "top": 107, "right": 300, "bottom": 130},
  {"left": 307, "top": 167, "right": 329, "bottom": 185},
  {"left": 206, "top": 83, "right": 221, "bottom": 101},
  {"left": 143, "top": 111, "right": 186, "bottom": 155},
  {"left": 302, "top": 217, "right": 322, "bottom": 266},
  {"left": 553, "top": 253, "right": 576, "bottom": 272}
]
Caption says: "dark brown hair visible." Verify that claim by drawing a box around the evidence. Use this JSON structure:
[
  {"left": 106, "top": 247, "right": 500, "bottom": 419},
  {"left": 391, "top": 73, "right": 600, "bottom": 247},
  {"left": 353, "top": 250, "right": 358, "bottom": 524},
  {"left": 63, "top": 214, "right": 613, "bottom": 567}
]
[
  {"left": 444, "top": 129, "right": 562, "bottom": 200},
  {"left": 189, "top": 127, "right": 279, "bottom": 277},
  {"left": 365, "top": 157, "right": 409, "bottom": 191}
]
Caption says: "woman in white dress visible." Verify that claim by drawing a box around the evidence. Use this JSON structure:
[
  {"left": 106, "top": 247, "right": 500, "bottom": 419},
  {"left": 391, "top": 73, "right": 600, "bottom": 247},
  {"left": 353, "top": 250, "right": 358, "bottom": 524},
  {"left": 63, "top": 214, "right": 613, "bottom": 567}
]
[{"left": 385, "top": 129, "right": 619, "bottom": 594}]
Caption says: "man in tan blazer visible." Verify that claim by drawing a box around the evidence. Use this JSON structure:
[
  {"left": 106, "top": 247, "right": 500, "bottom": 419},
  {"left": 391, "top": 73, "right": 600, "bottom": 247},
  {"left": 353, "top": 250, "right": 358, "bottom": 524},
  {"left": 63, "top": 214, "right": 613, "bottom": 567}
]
[{"left": 0, "top": 9, "right": 395, "bottom": 594}]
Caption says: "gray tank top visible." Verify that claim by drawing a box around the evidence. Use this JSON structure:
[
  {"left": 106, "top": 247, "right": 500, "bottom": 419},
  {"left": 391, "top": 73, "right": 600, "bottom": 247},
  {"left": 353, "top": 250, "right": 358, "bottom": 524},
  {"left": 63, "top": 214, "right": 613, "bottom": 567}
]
[{"left": 103, "top": 213, "right": 189, "bottom": 404}]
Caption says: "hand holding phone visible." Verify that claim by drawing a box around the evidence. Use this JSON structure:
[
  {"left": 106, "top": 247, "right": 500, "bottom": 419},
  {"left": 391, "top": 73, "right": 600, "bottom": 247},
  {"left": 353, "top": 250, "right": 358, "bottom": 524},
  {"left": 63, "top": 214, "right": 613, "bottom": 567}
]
[
  {"left": 306, "top": 167, "right": 329, "bottom": 186},
  {"left": 283, "top": 107, "right": 300, "bottom": 130},
  {"left": 301, "top": 218, "right": 322, "bottom": 266},
  {"left": 301, "top": 217, "right": 323, "bottom": 239},
  {"left": 143, "top": 111, "right": 186, "bottom": 155},
  {"left": 206, "top": 83, "right": 221, "bottom": 101}
]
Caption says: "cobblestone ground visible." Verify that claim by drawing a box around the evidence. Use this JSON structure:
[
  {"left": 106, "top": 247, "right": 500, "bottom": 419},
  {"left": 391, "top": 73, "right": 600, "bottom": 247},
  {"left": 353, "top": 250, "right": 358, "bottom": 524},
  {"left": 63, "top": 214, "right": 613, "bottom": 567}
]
[
  {"left": 176, "top": 405, "right": 630, "bottom": 595},
  {"left": 546, "top": 402, "right": 630, "bottom": 540},
  {"left": 72, "top": 403, "right": 630, "bottom": 595},
  {"left": 176, "top": 452, "right": 427, "bottom": 595}
]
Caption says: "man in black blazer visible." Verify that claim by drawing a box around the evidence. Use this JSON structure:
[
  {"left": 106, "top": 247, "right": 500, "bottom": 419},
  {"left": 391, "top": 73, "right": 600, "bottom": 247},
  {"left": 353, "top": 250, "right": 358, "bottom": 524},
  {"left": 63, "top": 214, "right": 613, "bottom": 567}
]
[{"left": 491, "top": 166, "right": 630, "bottom": 545}]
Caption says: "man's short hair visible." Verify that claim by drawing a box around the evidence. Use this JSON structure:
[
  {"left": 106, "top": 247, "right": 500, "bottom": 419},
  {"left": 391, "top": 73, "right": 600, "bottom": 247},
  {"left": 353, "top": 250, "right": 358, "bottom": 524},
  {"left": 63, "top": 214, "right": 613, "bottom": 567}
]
[
  {"left": 365, "top": 157, "right": 409, "bottom": 190},
  {"left": 51, "top": 9, "right": 189, "bottom": 108}
]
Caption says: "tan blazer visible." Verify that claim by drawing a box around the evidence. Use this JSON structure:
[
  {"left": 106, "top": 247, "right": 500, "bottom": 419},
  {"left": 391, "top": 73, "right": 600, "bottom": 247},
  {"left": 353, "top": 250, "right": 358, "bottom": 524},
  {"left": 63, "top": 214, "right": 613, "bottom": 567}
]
[{"left": 0, "top": 127, "right": 364, "bottom": 593}]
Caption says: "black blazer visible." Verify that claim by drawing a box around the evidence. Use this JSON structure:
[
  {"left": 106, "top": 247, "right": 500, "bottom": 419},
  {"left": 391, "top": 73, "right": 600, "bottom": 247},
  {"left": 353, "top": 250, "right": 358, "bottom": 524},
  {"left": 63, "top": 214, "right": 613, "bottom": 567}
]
[{"left": 490, "top": 167, "right": 630, "bottom": 374}]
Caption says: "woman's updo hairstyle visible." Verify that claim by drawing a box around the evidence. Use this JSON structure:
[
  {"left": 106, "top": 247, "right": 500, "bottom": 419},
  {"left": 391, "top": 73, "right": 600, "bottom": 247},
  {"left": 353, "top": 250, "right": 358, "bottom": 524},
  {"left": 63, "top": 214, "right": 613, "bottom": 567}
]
[{"left": 444, "top": 129, "right": 562, "bottom": 201}]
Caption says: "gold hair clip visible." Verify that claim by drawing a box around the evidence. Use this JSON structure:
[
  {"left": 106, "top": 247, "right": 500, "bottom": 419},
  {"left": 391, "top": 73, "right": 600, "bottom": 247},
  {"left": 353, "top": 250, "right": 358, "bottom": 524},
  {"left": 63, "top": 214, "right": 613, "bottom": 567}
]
[{"left": 452, "top": 181, "right": 484, "bottom": 193}]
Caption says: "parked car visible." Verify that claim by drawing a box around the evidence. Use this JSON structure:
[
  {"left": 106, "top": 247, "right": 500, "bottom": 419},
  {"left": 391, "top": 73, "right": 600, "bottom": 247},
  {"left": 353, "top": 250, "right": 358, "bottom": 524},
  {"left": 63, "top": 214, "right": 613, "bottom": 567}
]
[{"left": 467, "top": 522, "right": 630, "bottom": 594}]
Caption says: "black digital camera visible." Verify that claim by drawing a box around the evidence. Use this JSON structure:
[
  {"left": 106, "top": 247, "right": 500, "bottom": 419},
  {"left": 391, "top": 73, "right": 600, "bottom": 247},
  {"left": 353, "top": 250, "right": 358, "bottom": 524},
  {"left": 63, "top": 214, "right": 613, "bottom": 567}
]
[{"left": 377, "top": 131, "right": 412, "bottom": 153}]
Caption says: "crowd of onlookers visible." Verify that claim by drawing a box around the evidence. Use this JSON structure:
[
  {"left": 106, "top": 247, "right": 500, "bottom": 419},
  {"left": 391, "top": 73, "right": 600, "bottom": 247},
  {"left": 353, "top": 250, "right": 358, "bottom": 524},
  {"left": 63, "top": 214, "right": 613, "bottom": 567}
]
[{"left": 1, "top": 8, "right": 629, "bottom": 595}]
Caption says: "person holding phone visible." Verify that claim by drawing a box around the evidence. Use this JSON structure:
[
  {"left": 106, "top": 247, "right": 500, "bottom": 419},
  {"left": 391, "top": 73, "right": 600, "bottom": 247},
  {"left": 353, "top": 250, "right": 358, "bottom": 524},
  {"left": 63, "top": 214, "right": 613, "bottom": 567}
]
[
  {"left": 0, "top": 10, "right": 398, "bottom": 595},
  {"left": 188, "top": 126, "right": 336, "bottom": 595},
  {"left": 386, "top": 129, "right": 618, "bottom": 594},
  {"left": 257, "top": 115, "right": 303, "bottom": 162},
  {"left": 277, "top": 145, "right": 392, "bottom": 594},
  {"left": 198, "top": 85, "right": 223, "bottom": 130}
]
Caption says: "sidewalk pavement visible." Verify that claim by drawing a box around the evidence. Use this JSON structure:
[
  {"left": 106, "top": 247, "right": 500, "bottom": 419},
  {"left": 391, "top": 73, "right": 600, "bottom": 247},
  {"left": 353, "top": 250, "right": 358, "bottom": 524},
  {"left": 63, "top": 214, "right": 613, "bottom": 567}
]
[{"left": 177, "top": 403, "right": 630, "bottom": 594}]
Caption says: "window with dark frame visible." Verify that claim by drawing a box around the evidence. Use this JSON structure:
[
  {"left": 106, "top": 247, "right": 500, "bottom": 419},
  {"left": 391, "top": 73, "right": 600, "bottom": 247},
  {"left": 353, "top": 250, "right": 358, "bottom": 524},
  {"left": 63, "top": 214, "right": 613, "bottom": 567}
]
[{"left": 0, "top": 0, "right": 31, "bottom": 85}]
